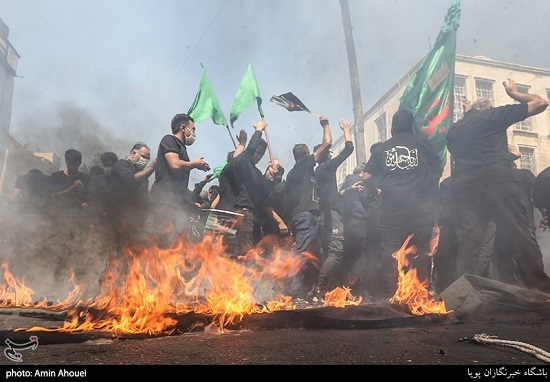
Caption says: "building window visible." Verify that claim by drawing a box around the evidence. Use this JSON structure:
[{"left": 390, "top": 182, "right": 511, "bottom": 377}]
[
  {"left": 375, "top": 113, "right": 387, "bottom": 142},
  {"left": 519, "top": 146, "right": 536, "bottom": 173},
  {"left": 514, "top": 85, "right": 533, "bottom": 132},
  {"left": 453, "top": 76, "right": 467, "bottom": 122},
  {"left": 475, "top": 78, "right": 494, "bottom": 102}
]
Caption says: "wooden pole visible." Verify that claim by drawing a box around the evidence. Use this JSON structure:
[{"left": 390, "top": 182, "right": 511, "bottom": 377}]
[
  {"left": 264, "top": 128, "right": 274, "bottom": 163},
  {"left": 226, "top": 126, "right": 237, "bottom": 149}
]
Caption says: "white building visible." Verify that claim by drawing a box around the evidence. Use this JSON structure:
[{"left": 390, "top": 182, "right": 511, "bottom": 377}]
[{"left": 333, "top": 54, "right": 550, "bottom": 185}]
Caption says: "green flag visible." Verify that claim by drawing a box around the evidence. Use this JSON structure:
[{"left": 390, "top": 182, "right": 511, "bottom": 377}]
[
  {"left": 229, "top": 63, "right": 264, "bottom": 127},
  {"left": 399, "top": 0, "right": 461, "bottom": 165},
  {"left": 188, "top": 64, "right": 228, "bottom": 126},
  {"left": 211, "top": 160, "right": 227, "bottom": 180}
]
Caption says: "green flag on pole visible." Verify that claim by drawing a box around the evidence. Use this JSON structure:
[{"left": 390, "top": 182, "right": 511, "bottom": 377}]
[
  {"left": 229, "top": 63, "right": 264, "bottom": 127},
  {"left": 399, "top": 0, "right": 461, "bottom": 166},
  {"left": 188, "top": 64, "right": 228, "bottom": 127}
]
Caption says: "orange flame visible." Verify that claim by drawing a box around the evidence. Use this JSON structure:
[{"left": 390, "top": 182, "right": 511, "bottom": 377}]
[
  {"left": 1, "top": 228, "right": 447, "bottom": 335},
  {"left": 389, "top": 235, "right": 447, "bottom": 315}
]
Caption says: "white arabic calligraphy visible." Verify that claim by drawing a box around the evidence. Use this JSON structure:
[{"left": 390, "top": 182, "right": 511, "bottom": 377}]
[{"left": 384, "top": 146, "right": 418, "bottom": 171}]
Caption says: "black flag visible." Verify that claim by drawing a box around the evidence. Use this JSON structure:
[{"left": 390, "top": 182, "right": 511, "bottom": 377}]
[{"left": 270, "top": 92, "right": 311, "bottom": 113}]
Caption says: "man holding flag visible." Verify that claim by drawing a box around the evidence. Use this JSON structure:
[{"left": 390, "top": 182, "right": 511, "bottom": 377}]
[{"left": 224, "top": 118, "right": 288, "bottom": 258}]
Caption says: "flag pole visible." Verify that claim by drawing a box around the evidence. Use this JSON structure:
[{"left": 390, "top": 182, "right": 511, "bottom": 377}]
[
  {"left": 264, "top": 128, "right": 274, "bottom": 163},
  {"left": 226, "top": 126, "right": 237, "bottom": 149},
  {"left": 297, "top": 105, "right": 320, "bottom": 118},
  {"left": 260, "top": 116, "right": 274, "bottom": 162}
]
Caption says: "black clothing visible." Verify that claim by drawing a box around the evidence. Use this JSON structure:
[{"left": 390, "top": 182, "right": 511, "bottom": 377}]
[
  {"left": 338, "top": 173, "right": 382, "bottom": 297},
  {"left": 533, "top": 166, "right": 550, "bottom": 212},
  {"left": 315, "top": 141, "right": 354, "bottom": 213},
  {"left": 12, "top": 171, "right": 52, "bottom": 213},
  {"left": 228, "top": 131, "right": 272, "bottom": 214},
  {"left": 110, "top": 159, "right": 150, "bottom": 211},
  {"left": 262, "top": 180, "right": 287, "bottom": 235},
  {"left": 285, "top": 154, "right": 323, "bottom": 299},
  {"left": 364, "top": 132, "right": 442, "bottom": 220},
  {"left": 225, "top": 130, "right": 272, "bottom": 255},
  {"left": 448, "top": 105, "right": 526, "bottom": 180},
  {"left": 285, "top": 155, "right": 319, "bottom": 220},
  {"left": 150, "top": 134, "right": 191, "bottom": 208},
  {"left": 363, "top": 131, "right": 443, "bottom": 298},
  {"left": 87, "top": 172, "right": 112, "bottom": 221},
  {"left": 447, "top": 103, "right": 550, "bottom": 294},
  {"left": 216, "top": 163, "right": 237, "bottom": 212},
  {"left": 50, "top": 170, "right": 91, "bottom": 211},
  {"left": 315, "top": 140, "right": 354, "bottom": 292},
  {"left": 493, "top": 167, "right": 537, "bottom": 286}
]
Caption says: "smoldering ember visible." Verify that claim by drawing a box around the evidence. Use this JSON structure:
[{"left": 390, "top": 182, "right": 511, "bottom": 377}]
[{"left": 0, "top": 203, "right": 549, "bottom": 347}]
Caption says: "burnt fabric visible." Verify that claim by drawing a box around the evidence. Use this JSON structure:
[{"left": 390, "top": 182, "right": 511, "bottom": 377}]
[{"left": 440, "top": 274, "right": 550, "bottom": 322}]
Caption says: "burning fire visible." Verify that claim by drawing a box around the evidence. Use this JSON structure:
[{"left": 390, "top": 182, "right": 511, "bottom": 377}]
[
  {"left": 0, "top": 230, "right": 447, "bottom": 335},
  {"left": 390, "top": 234, "right": 447, "bottom": 315}
]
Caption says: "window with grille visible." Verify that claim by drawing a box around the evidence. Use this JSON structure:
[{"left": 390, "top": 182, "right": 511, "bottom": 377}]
[
  {"left": 453, "top": 76, "right": 466, "bottom": 122},
  {"left": 514, "top": 85, "right": 532, "bottom": 131},
  {"left": 475, "top": 78, "right": 494, "bottom": 101},
  {"left": 519, "top": 146, "right": 536, "bottom": 173},
  {"left": 375, "top": 113, "right": 387, "bottom": 142}
]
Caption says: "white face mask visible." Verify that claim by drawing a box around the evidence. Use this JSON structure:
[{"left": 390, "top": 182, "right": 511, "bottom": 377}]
[
  {"left": 136, "top": 156, "right": 149, "bottom": 170},
  {"left": 184, "top": 130, "right": 196, "bottom": 146}
]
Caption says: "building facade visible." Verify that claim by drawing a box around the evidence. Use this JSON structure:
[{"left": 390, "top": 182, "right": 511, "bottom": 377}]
[
  {"left": 333, "top": 54, "right": 550, "bottom": 185},
  {"left": 0, "top": 17, "right": 18, "bottom": 195},
  {"left": 0, "top": 18, "right": 59, "bottom": 198}
]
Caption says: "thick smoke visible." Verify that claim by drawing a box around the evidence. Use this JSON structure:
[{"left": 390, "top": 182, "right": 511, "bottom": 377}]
[
  {"left": 1, "top": 103, "right": 138, "bottom": 302},
  {"left": 12, "top": 102, "right": 134, "bottom": 171}
]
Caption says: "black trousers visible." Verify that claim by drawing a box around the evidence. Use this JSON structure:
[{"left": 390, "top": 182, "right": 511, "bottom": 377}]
[{"left": 451, "top": 178, "right": 550, "bottom": 294}]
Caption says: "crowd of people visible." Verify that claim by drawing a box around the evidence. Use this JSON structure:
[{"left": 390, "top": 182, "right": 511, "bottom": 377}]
[{"left": 8, "top": 78, "right": 550, "bottom": 306}]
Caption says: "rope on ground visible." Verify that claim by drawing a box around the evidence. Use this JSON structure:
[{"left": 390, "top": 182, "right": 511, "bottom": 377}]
[{"left": 472, "top": 333, "right": 550, "bottom": 364}]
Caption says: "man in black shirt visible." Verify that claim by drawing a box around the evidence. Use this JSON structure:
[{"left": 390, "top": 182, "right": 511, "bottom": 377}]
[
  {"left": 310, "top": 118, "right": 354, "bottom": 301},
  {"left": 362, "top": 109, "right": 443, "bottom": 300},
  {"left": 225, "top": 119, "right": 288, "bottom": 258},
  {"left": 50, "top": 149, "right": 91, "bottom": 215},
  {"left": 149, "top": 113, "right": 210, "bottom": 247},
  {"left": 110, "top": 142, "right": 156, "bottom": 231},
  {"left": 284, "top": 115, "right": 332, "bottom": 301},
  {"left": 10, "top": 169, "right": 51, "bottom": 214},
  {"left": 447, "top": 78, "right": 550, "bottom": 294}
]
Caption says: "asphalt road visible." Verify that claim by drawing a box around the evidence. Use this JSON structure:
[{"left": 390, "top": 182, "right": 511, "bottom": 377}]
[{"left": 0, "top": 306, "right": 549, "bottom": 380}]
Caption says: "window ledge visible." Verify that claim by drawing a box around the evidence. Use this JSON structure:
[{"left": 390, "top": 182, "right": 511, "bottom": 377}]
[{"left": 512, "top": 130, "right": 538, "bottom": 138}]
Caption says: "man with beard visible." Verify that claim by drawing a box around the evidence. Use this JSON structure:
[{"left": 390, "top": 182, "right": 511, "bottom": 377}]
[{"left": 149, "top": 113, "right": 210, "bottom": 247}]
